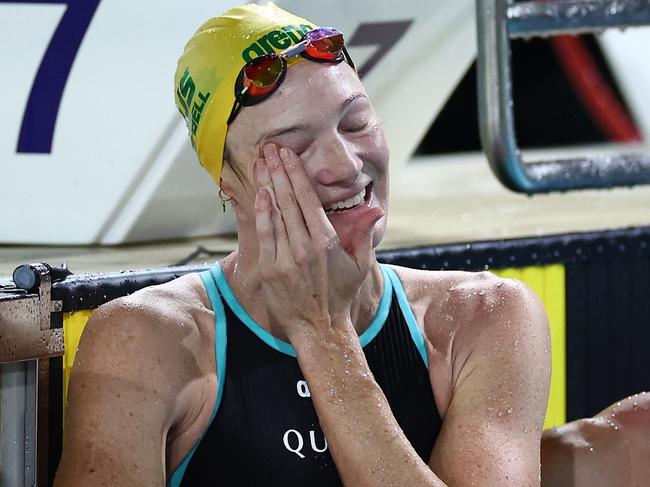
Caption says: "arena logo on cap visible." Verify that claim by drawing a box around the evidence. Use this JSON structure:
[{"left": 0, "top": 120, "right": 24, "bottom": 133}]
[
  {"left": 241, "top": 24, "right": 314, "bottom": 62},
  {"left": 176, "top": 67, "right": 211, "bottom": 148}
]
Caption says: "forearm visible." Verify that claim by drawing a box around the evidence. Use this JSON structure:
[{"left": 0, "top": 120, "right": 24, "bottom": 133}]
[{"left": 292, "top": 321, "right": 446, "bottom": 487}]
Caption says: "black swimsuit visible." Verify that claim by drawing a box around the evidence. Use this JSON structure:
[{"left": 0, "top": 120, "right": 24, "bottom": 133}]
[{"left": 169, "top": 263, "right": 442, "bottom": 486}]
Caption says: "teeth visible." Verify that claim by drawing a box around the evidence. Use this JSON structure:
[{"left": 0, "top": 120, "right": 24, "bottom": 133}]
[{"left": 325, "top": 188, "right": 366, "bottom": 212}]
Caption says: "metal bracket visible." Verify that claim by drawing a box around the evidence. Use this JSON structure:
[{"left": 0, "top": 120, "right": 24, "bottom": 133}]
[
  {"left": 0, "top": 264, "right": 65, "bottom": 364},
  {"left": 1, "top": 263, "right": 71, "bottom": 486},
  {"left": 477, "top": 0, "right": 650, "bottom": 194}
]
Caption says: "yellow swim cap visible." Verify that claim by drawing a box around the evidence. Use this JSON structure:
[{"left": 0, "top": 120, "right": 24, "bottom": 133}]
[{"left": 174, "top": 3, "right": 316, "bottom": 185}]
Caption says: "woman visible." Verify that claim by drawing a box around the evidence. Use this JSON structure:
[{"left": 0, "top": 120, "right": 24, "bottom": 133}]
[{"left": 55, "top": 3, "right": 551, "bottom": 486}]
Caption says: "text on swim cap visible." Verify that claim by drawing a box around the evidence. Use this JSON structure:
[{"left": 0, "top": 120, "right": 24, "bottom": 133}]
[
  {"left": 176, "top": 68, "right": 211, "bottom": 148},
  {"left": 241, "top": 24, "right": 314, "bottom": 63}
]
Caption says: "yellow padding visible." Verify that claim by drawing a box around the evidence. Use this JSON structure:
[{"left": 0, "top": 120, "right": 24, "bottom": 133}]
[
  {"left": 493, "top": 265, "right": 566, "bottom": 429},
  {"left": 62, "top": 310, "right": 94, "bottom": 412}
]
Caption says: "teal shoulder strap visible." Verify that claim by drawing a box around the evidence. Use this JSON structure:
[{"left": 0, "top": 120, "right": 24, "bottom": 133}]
[
  {"left": 380, "top": 264, "right": 429, "bottom": 368},
  {"left": 167, "top": 266, "right": 227, "bottom": 487}
]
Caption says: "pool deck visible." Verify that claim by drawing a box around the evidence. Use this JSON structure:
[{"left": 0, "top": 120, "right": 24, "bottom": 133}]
[{"left": 2, "top": 149, "right": 650, "bottom": 278}]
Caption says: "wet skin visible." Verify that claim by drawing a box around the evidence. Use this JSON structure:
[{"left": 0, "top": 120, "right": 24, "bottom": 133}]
[
  {"left": 55, "top": 61, "right": 552, "bottom": 486},
  {"left": 541, "top": 392, "right": 650, "bottom": 487}
]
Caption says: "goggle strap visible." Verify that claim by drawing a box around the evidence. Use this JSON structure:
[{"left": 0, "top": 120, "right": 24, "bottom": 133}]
[
  {"left": 281, "top": 42, "right": 308, "bottom": 58},
  {"left": 227, "top": 99, "right": 242, "bottom": 125},
  {"left": 342, "top": 45, "right": 357, "bottom": 73}
]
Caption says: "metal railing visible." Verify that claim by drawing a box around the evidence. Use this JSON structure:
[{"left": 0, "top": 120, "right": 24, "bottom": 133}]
[
  {"left": 0, "top": 264, "right": 69, "bottom": 487},
  {"left": 0, "top": 262, "right": 207, "bottom": 486},
  {"left": 477, "top": 0, "right": 650, "bottom": 193}
]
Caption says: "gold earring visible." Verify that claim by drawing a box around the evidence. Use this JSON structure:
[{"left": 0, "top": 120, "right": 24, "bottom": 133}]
[{"left": 218, "top": 189, "right": 232, "bottom": 213}]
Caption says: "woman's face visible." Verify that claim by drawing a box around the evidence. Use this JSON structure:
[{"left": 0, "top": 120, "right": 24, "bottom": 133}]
[{"left": 223, "top": 60, "right": 389, "bottom": 250}]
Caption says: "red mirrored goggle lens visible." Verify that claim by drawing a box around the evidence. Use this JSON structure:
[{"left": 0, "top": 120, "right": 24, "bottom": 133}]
[
  {"left": 243, "top": 54, "right": 285, "bottom": 96},
  {"left": 304, "top": 28, "right": 344, "bottom": 60}
]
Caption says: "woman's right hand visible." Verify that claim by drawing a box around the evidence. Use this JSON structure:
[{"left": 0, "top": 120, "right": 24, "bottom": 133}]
[{"left": 253, "top": 143, "right": 384, "bottom": 341}]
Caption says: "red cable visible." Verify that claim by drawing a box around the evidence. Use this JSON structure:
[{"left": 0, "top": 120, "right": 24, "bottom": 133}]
[{"left": 550, "top": 35, "right": 642, "bottom": 142}]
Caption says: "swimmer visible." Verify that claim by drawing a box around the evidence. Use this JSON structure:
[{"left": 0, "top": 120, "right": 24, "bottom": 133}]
[
  {"left": 54, "top": 3, "right": 551, "bottom": 486},
  {"left": 541, "top": 391, "right": 650, "bottom": 487}
]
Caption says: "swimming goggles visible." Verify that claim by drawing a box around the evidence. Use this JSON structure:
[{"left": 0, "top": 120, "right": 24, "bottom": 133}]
[{"left": 227, "top": 27, "right": 356, "bottom": 124}]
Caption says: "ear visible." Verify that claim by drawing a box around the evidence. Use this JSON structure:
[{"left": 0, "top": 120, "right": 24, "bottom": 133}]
[{"left": 218, "top": 178, "right": 234, "bottom": 198}]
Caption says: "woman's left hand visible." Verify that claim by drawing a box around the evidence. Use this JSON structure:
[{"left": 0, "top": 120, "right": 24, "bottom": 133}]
[{"left": 253, "top": 143, "right": 383, "bottom": 343}]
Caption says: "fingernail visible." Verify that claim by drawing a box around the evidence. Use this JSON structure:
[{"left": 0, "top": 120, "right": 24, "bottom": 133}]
[
  {"left": 279, "top": 148, "right": 295, "bottom": 170},
  {"left": 255, "top": 188, "right": 270, "bottom": 211},
  {"left": 263, "top": 143, "right": 280, "bottom": 168},
  {"left": 254, "top": 159, "right": 265, "bottom": 183}
]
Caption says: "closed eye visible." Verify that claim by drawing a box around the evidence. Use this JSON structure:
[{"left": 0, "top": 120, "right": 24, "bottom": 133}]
[
  {"left": 293, "top": 145, "right": 310, "bottom": 156},
  {"left": 343, "top": 121, "right": 369, "bottom": 133},
  {"left": 267, "top": 131, "right": 313, "bottom": 156},
  {"left": 340, "top": 115, "right": 371, "bottom": 133}
]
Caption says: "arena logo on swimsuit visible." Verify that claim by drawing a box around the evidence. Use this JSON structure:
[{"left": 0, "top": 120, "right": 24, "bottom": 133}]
[{"left": 241, "top": 24, "right": 315, "bottom": 62}]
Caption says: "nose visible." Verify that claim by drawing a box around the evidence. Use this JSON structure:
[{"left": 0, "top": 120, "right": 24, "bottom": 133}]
[{"left": 309, "top": 132, "right": 362, "bottom": 187}]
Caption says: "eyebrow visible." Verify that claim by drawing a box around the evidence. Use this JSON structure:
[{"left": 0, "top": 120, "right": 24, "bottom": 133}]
[
  {"left": 255, "top": 93, "right": 368, "bottom": 148},
  {"left": 341, "top": 93, "right": 367, "bottom": 112}
]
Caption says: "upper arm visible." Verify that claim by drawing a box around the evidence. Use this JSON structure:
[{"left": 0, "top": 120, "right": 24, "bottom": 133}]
[
  {"left": 54, "top": 297, "right": 202, "bottom": 487},
  {"left": 429, "top": 276, "right": 551, "bottom": 486}
]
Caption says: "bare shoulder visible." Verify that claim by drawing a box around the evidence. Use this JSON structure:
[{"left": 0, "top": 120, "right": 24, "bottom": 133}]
[
  {"left": 80, "top": 272, "right": 212, "bottom": 365},
  {"left": 104, "top": 271, "right": 211, "bottom": 324},
  {"left": 387, "top": 264, "right": 549, "bottom": 417},
  {"left": 71, "top": 271, "right": 215, "bottom": 405},
  {"left": 387, "top": 266, "right": 551, "bottom": 483},
  {"left": 56, "top": 272, "right": 216, "bottom": 485},
  {"left": 386, "top": 264, "right": 546, "bottom": 339}
]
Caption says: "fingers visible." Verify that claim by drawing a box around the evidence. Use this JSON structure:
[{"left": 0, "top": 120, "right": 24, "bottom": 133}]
[
  {"left": 348, "top": 207, "right": 384, "bottom": 265},
  {"left": 255, "top": 188, "right": 276, "bottom": 262},
  {"left": 253, "top": 154, "right": 276, "bottom": 206},
  {"left": 262, "top": 145, "right": 312, "bottom": 260},
  {"left": 255, "top": 157, "right": 289, "bottom": 260},
  {"left": 278, "top": 146, "right": 337, "bottom": 242}
]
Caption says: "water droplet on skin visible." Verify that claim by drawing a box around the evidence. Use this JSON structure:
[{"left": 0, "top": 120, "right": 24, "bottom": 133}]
[{"left": 507, "top": 407, "right": 513, "bottom": 414}]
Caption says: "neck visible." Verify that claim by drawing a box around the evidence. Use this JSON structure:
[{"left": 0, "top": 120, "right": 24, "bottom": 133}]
[{"left": 221, "top": 226, "right": 384, "bottom": 340}]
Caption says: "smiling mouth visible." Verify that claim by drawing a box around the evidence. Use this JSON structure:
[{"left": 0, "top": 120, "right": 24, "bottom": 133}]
[{"left": 324, "top": 183, "right": 373, "bottom": 214}]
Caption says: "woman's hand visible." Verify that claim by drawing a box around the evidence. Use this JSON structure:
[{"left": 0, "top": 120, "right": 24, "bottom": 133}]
[{"left": 254, "top": 143, "right": 383, "bottom": 342}]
